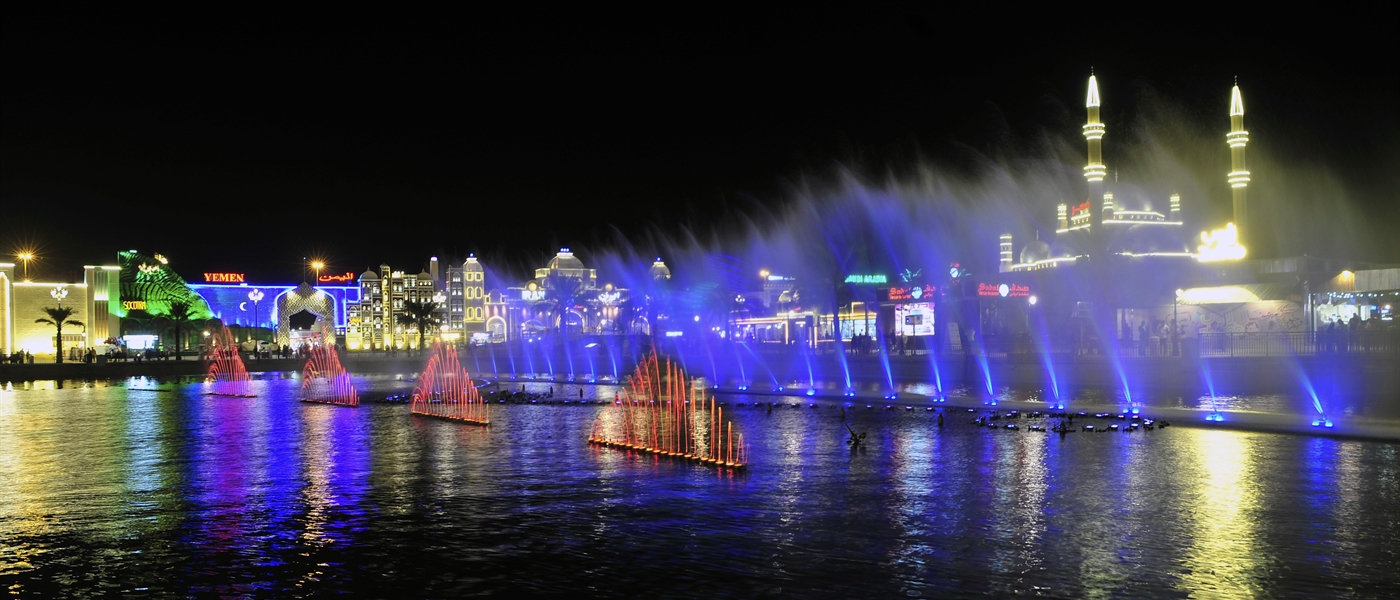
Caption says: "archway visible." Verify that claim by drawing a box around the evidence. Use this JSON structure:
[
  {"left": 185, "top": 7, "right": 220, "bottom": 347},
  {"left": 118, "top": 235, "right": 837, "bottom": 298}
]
[
  {"left": 486, "top": 316, "right": 507, "bottom": 341},
  {"left": 275, "top": 283, "right": 337, "bottom": 347}
]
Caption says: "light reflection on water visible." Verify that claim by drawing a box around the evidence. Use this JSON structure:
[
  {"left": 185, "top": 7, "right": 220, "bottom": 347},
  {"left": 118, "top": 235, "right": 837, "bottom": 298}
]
[{"left": 0, "top": 376, "right": 1397, "bottom": 597}]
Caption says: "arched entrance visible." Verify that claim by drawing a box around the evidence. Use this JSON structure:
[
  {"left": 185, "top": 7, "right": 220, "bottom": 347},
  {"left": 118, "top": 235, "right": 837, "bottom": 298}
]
[
  {"left": 276, "top": 283, "right": 337, "bottom": 347},
  {"left": 485, "top": 316, "right": 507, "bottom": 341}
]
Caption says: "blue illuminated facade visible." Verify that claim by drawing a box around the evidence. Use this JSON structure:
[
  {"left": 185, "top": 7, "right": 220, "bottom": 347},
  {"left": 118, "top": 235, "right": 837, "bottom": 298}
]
[{"left": 189, "top": 283, "right": 361, "bottom": 331}]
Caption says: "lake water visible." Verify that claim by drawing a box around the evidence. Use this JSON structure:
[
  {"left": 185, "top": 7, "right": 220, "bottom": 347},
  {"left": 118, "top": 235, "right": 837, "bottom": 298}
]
[{"left": 2, "top": 374, "right": 1398, "bottom": 598}]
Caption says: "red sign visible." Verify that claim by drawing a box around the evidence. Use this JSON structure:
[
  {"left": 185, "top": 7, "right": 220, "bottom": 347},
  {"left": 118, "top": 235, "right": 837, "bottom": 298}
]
[
  {"left": 318, "top": 272, "right": 355, "bottom": 283},
  {"left": 887, "top": 285, "right": 936, "bottom": 302},
  {"left": 978, "top": 283, "right": 1031, "bottom": 298},
  {"left": 1071, "top": 201, "right": 1091, "bottom": 217},
  {"left": 203, "top": 272, "right": 245, "bottom": 283}
]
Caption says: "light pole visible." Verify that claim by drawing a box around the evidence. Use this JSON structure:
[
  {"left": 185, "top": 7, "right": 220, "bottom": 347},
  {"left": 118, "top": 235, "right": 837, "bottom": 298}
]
[
  {"left": 248, "top": 289, "right": 264, "bottom": 334},
  {"left": 1026, "top": 295, "right": 1037, "bottom": 351},
  {"left": 1174, "top": 289, "right": 1183, "bottom": 357},
  {"left": 50, "top": 285, "right": 67, "bottom": 308},
  {"left": 311, "top": 261, "right": 325, "bottom": 284},
  {"left": 17, "top": 252, "right": 34, "bottom": 281}
]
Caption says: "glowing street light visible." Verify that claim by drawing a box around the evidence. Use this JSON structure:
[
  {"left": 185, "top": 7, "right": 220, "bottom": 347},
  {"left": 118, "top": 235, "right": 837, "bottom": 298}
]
[
  {"left": 248, "top": 289, "right": 265, "bottom": 329},
  {"left": 16, "top": 251, "right": 34, "bottom": 281},
  {"left": 311, "top": 260, "right": 325, "bottom": 282},
  {"left": 1174, "top": 289, "right": 1184, "bottom": 356},
  {"left": 50, "top": 285, "right": 68, "bottom": 307}
]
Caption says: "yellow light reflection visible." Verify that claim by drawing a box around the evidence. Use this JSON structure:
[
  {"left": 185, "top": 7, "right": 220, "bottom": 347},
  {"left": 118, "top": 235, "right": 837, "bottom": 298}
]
[{"left": 1181, "top": 429, "right": 1262, "bottom": 595}]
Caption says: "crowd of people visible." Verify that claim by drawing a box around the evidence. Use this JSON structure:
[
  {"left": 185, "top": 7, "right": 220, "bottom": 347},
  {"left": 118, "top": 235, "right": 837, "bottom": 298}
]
[{"left": 1319, "top": 313, "right": 1393, "bottom": 353}]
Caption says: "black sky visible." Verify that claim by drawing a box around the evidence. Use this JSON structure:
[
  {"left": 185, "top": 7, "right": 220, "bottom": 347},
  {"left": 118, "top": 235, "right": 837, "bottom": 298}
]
[{"left": 3, "top": 8, "right": 1396, "bottom": 283}]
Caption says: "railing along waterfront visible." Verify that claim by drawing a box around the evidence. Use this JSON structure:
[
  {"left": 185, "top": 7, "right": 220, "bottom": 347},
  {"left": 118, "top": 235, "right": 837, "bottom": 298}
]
[{"left": 1195, "top": 331, "right": 1399, "bottom": 357}]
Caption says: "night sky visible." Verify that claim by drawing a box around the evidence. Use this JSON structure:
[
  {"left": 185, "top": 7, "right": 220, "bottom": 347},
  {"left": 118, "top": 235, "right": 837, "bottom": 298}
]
[{"left": 3, "top": 8, "right": 1395, "bottom": 283}]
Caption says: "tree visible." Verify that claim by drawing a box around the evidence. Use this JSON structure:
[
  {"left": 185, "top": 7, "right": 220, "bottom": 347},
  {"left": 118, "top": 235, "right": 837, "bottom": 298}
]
[
  {"left": 538, "top": 273, "right": 585, "bottom": 335},
  {"left": 395, "top": 299, "right": 439, "bottom": 355},
  {"left": 166, "top": 300, "right": 198, "bottom": 360},
  {"left": 35, "top": 306, "right": 83, "bottom": 364}
]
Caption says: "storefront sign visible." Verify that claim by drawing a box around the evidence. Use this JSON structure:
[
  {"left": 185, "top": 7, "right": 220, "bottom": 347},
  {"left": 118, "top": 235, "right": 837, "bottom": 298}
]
[
  {"left": 888, "top": 284, "right": 936, "bottom": 302},
  {"left": 844, "top": 274, "right": 887, "bottom": 284},
  {"left": 122, "top": 300, "right": 147, "bottom": 311},
  {"left": 1071, "top": 201, "right": 1091, "bottom": 217},
  {"left": 978, "top": 283, "right": 1030, "bottom": 298},
  {"left": 318, "top": 272, "right": 354, "bottom": 283},
  {"left": 203, "top": 272, "right": 245, "bottom": 283}
]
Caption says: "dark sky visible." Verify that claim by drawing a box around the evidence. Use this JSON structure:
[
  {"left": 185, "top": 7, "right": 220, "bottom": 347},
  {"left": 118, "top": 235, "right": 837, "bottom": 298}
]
[{"left": 3, "top": 8, "right": 1396, "bottom": 283}]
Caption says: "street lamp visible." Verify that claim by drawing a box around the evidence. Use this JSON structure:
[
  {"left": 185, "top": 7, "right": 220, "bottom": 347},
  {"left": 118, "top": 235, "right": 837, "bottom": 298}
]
[
  {"left": 17, "top": 252, "right": 34, "bottom": 281},
  {"left": 311, "top": 260, "right": 325, "bottom": 283},
  {"left": 1174, "top": 289, "right": 1184, "bottom": 357},
  {"left": 50, "top": 285, "right": 68, "bottom": 307},
  {"left": 248, "top": 288, "right": 265, "bottom": 331}
]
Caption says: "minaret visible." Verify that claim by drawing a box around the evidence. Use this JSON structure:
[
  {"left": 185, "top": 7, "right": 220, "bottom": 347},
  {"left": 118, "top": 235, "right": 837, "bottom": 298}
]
[
  {"left": 1057, "top": 203, "right": 1069, "bottom": 230},
  {"left": 1169, "top": 193, "right": 1181, "bottom": 223},
  {"left": 999, "top": 234, "right": 1013, "bottom": 272},
  {"left": 1083, "top": 73, "right": 1107, "bottom": 257},
  {"left": 1226, "top": 82, "right": 1251, "bottom": 251}
]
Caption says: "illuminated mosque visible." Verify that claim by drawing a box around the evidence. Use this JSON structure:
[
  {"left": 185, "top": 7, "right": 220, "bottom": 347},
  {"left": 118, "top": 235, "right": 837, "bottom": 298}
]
[{"left": 999, "top": 74, "right": 1250, "bottom": 273}]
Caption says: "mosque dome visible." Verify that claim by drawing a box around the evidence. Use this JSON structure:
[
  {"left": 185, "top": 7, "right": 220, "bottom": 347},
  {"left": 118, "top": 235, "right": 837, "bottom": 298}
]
[
  {"left": 649, "top": 258, "right": 671, "bottom": 280},
  {"left": 1020, "top": 239, "right": 1051, "bottom": 264},
  {"left": 464, "top": 254, "right": 484, "bottom": 272},
  {"left": 359, "top": 268, "right": 380, "bottom": 280},
  {"left": 548, "top": 248, "right": 585, "bottom": 270}
]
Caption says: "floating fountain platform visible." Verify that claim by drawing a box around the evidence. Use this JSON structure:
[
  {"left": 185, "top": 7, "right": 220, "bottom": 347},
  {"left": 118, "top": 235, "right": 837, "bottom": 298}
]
[
  {"left": 410, "top": 342, "right": 490, "bottom": 425},
  {"left": 300, "top": 344, "right": 359, "bottom": 407},
  {"left": 588, "top": 352, "right": 747, "bottom": 469}
]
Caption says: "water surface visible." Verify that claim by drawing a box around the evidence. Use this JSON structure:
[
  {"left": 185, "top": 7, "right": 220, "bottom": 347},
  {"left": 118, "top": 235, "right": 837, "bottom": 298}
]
[{"left": 1, "top": 376, "right": 1397, "bottom": 598}]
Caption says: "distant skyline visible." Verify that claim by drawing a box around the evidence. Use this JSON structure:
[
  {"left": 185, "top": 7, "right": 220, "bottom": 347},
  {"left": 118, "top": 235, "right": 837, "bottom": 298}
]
[{"left": 4, "top": 8, "right": 1396, "bottom": 282}]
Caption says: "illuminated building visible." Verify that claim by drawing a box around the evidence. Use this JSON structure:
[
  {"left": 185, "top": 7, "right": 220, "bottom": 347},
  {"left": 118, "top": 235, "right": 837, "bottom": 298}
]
[
  {"left": 478, "top": 249, "right": 637, "bottom": 342},
  {"left": 445, "top": 254, "right": 487, "bottom": 338},
  {"left": 1000, "top": 73, "right": 1265, "bottom": 273},
  {"left": 0, "top": 262, "right": 120, "bottom": 358},
  {"left": 106, "top": 250, "right": 362, "bottom": 349},
  {"left": 345, "top": 261, "right": 441, "bottom": 350}
]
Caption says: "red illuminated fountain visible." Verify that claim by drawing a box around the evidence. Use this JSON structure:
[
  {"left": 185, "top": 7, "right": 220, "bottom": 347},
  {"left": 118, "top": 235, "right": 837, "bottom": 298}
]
[
  {"left": 205, "top": 325, "right": 254, "bottom": 397},
  {"left": 411, "top": 341, "right": 490, "bottom": 425},
  {"left": 588, "top": 352, "right": 747, "bottom": 469},
  {"left": 301, "top": 344, "right": 359, "bottom": 406}
]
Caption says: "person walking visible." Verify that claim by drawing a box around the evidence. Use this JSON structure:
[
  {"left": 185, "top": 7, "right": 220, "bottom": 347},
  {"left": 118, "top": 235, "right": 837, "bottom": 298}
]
[{"left": 1138, "top": 321, "right": 1147, "bottom": 356}]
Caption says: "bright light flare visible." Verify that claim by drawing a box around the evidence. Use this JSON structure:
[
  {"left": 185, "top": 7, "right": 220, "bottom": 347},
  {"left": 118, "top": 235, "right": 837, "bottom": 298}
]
[{"left": 1197, "top": 223, "right": 1247, "bottom": 262}]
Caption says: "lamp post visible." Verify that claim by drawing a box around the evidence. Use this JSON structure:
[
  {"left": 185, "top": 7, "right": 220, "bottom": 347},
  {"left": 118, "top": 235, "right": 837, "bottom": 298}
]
[
  {"left": 312, "top": 261, "right": 325, "bottom": 284},
  {"left": 17, "top": 252, "right": 34, "bottom": 281},
  {"left": 50, "top": 285, "right": 67, "bottom": 308},
  {"left": 1026, "top": 295, "right": 1037, "bottom": 351},
  {"left": 248, "top": 288, "right": 264, "bottom": 334},
  {"left": 1174, "top": 289, "right": 1184, "bottom": 357}
]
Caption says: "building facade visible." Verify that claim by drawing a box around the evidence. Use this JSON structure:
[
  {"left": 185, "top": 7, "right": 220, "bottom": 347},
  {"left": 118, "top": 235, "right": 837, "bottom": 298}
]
[{"left": 346, "top": 263, "right": 442, "bottom": 350}]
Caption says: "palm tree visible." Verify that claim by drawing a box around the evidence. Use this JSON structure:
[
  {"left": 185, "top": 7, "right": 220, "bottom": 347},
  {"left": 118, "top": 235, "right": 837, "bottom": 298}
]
[
  {"left": 395, "top": 299, "right": 439, "bottom": 355},
  {"left": 167, "top": 300, "right": 197, "bottom": 360},
  {"left": 36, "top": 306, "right": 83, "bottom": 364},
  {"left": 538, "top": 273, "right": 585, "bottom": 335}
]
